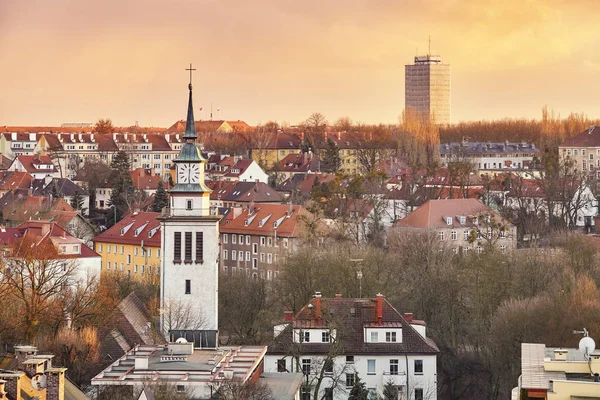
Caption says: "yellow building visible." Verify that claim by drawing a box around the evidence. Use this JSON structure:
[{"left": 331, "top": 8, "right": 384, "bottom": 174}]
[
  {"left": 515, "top": 342, "right": 600, "bottom": 400},
  {"left": 93, "top": 211, "right": 162, "bottom": 280}
]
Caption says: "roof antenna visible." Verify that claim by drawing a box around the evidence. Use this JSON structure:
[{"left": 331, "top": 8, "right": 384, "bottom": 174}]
[{"left": 428, "top": 35, "right": 431, "bottom": 56}]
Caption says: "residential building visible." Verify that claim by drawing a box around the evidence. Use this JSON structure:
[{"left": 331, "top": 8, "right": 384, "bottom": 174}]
[
  {"left": 53, "top": 133, "right": 118, "bottom": 180},
  {"left": 130, "top": 168, "right": 166, "bottom": 196},
  {"left": 93, "top": 211, "right": 162, "bottom": 280},
  {"left": 0, "top": 171, "right": 34, "bottom": 197},
  {"left": 559, "top": 125, "right": 600, "bottom": 177},
  {"left": 31, "top": 177, "right": 90, "bottom": 214},
  {"left": 158, "top": 77, "right": 221, "bottom": 347},
  {"left": 265, "top": 293, "right": 439, "bottom": 400},
  {"left": 405, "top": 54, "right": 451, "bottom": 125},
  {"left": 92, "top": 341, "right": 302, "bottom": 399},
  {"left": 393, "top": 198, "right": 517, "bottom": 255},
  {"left": 0, "top": 221, "right": 101, "bottom": 283},
  {"left": 8, "top": 155, "right": 59, "bottom": 179},
  {"left": 276, "top": 173, "right": 335, "bottom": 204},
  {"left": 439, "top": 140, "right": 540, "bottom": 172},
  {"left": 219, "top": 204, "right": 325, "bottom": 279},
  {"left": 278, "top": 152, "right": 320, "bottom": 180},
  {"left": 513, "top": 341, "right": 600, "bottom": 400},
  {"left": 0, "top": 132, "right": 40, "bottom": 159},
  {"left": 0, "top": 193, "right": 73, "bottom": 227},
  {"left": 249, "top": 132, "right": 302, "bottom": 170},
  {"left": 206, "top": 156, "right": 269, "bottom": 183},
  {"left": 207, "top": 180, "right": 283, "bottom": 210},
  {"left": 168, "top": 119, "right": 252, "bottom": 133}
]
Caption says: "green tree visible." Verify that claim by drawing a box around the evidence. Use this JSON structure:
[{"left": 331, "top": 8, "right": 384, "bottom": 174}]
[
  {"left": 109, "top": 150, "right": 134, "bottom": 223},
  {"left": 348, "top": 375, "right": 369, "bottom": 400},
  {"left": 151, "top": 180, "right": 169, "bottom": 213},
  {"left": 321, "top": 138, "right": 341, "bottom": 173}
]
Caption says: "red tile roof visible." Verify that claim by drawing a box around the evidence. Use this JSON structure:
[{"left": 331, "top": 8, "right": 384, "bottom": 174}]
[
  {"left": 560, "top": 126, "right": 600, "bottom": 147},
  {"left": 13, "top": 155, "right": 57, "bottom": 173},
  {"left": 0, "top": 171, "right": 34, "bottom": 193},
  {"left": 94, "top": 211, "right": 161, "bottom": 247},
  {"left": 130, "top": 169, "right": 165, "bottom": 191}
]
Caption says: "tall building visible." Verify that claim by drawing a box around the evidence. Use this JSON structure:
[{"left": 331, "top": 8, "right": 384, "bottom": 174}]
[
  {"left": 405, "top": 54, "right": 451, "bottom": 125},
  {"left": 159, "top": 68, "right": 221, "bottom": 348}
]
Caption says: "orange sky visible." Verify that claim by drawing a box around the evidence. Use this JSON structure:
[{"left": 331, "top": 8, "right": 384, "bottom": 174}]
[{"left": 1, "top": 0, "right": 599, "bottom": 127}]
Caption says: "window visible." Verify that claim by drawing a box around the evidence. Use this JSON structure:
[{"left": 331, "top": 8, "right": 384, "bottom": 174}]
[
  {"left": 148, "top": 266, "right": 152, "bottom": 275},
  {"left": 120, "top": 263, "right": 124, "bottom": 271},
  {"left": 176, "top": 385, "right": 185, "bottom": 393},
  {"left": 346, "top": 355, "right": 354, "bottom": 364},
  {"left": 302, "top": 359, "right": 311, "bottom": 375},
  {"left": 446, "top": 217, "right": 452, "bottom": 225},
  {"left": 157, "top": 249, "right": 160, "bottom": 258},
  {"left": 367, "top": 359, "right": 376, "bottom": 375},
  {"left": 260, "top": 236, "right": 266, "bottom": 246},
  {"left": 245, "top": 251, "right": 250, "bottom": 261},
  {"left": 463, "top": 230, "right": 469, "bottom": 240},
  {"left": 370, "top": 331, "right": 379, "bottom": 342},
  {"left": 438, "top": 231, "right": 445, "bottom": 241},
  {"left": 223, "top": 234, "right": 228, "bottom": 244},
  {"left": 174, "top": 232, "right": 181, "bottom": 262},
  {"left": 185, "top": 280, "right": 191, "bottom": 294},
  {"left": 134, "top": 264, "right": 138, "bottom": 273},
  {"left": 252, "top": 258, "right": 258, "bottom": 269},
  {"left": 301, "top": 331, "right": 310, "bottom": 343},
  {"left": 283, "top": 238, "right": 289, "bottom": 248},
  {"left": 500, "top": 245, "right": 506, "bottom": 254},
  {"left": 196, "top": 232, "right": 203, "bottom": 263},
  {"left": 451, "top": 231, "right": 457, "bottom": 240},
  {"left": 415, "top": 388, "right": 424, "bottom": 400},
  {"left": 386, "top": 332, "right": 397, "bottom": 342},
  {"left": 267, "top": 270, "right": 273, "bottom": 280},
  {"left": 186, "top": 199, "right": 193, "bottom": 210},
  {"left": 476, "top": 246, "right": 483, "bottom": 254},
  {"left": 277, "top": 358, "right": 287, "bottom": 372},
  {"left": 345, "top": 373, "right": 355, "bottom": 387},
  {"left": 98, "top": 244, "right": 103, "bottom": 252},
  {"left": 239, "top": 235, "right": 243, "bottom": 244},
  {"left": 323, "top": 359, "right": 334, "bottom": 374},
  {"left": 389, "top": 359, "right": 399, "bottom": 375},
  {"left": 324, "top": 388, "right": 333, "bottom": 400},
  {"left": 267, "top": 237, "right": 272, "bottom": 247},
  {"left": 185, "top": 232, "right": 192, "bottom": 262},
  {"left": 238, "top": 250, "right": 243, "bottom": 261},
  {"left": 232, "top": 235, "right": 237, "bottom": 244},
  {"left": 232, "top": 251, "right": 237, "bottom": 261},
  {"left": 260, "top": 253, "right": 265, "bottom": 262},
  {"left": 223, "top": 250, "right": 228, "bottom": 260},
  {"left": 246, "top": 235, "right": 251, "bottom": 245},
  {"left": 148, "top": 248, "right": 152, "bottom": 257},
  {"left": 253, "top": 243, "right": 258, "bottom": 254},
  {"left": 107, "top": 262, "right": 111, "bottom": 270},
  {"left": 127, "top": 254, "right": 131, "bottom": 264},
  {"left": 134, "top": 247, "right": 138, "bottom": 256},
  {"left": 499, "top": 229, "right": 506, "bottom": 238},
  {"left": 415, "top": 359, "right": 423, "bottom": 375},
  {"left": 108, "top": 244, "right": 111, "bottom": 253},
  {"left": 322, "top": 331, "right": 330, "bottom": 342},
  {"left": 267, "top": 253, "right": 272, "bottom": 264}
]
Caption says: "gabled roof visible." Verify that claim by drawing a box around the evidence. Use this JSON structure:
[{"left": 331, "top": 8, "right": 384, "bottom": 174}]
[
  {"left": 560, "top": 126, "right": 600, "bottom": 147},
  {"left": 93, "top": 211, "right": 161, "bottom": 247},
  {"left": 395, "top": 198, "right": 510, "bottom": 229},
  {"left": 278, "top": 152, "right": 320, "bottom": 173},
  {"left": 222, "top": 182, "right": 283, "bottom": 203},
  {"left": 223, "top": 159, "right": 255, "bottom": 178},
  {"left": 268, "top": 295, "right": 439, "bottom": 355},
  {"left": 13, "top": 155, "right": 57, "bottom": 173},
  {"left": 220, "top": 204, "right": 321, "bottom": 237},
  {"left": 0, "top": 171, "right": 33, "bottom": 192},
  {"left": 129, "top": 169, "right": 165, "bottom": 191},
  {"left": 0, "top": 194, "right": 74, "bottom": 223},
  {"left": 32, "top": 178, "right": 87, "bottom": 197},
  {"left": 1, "top": 155, "right": 12, "bottom": 170}
]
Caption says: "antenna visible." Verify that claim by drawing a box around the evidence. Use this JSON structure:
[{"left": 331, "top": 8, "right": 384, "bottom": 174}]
[
  {"left": 30, "top": 374, "right": 47, "bottom": 390},
  {"left": 574, "top": 328, "right": 596, "bottom": 360},
  {"left": 428, "top": 35, "right": 431, "bottom": 56}
]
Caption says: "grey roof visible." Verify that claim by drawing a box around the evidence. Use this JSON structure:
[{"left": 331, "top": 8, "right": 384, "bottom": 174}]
[
  {"left": 520, "top": 343, "right": 565, "bottom": 390},
  {"left": 32, "top": 178, "right": 87, "bottom": 197},
  {"left": 174, "top": 143, "right": 206, "bottom": 162},
  {"left": 440, "top": 141, "right": 540, "bottom": 156},
  {"left": 260, "top": 372, "right": 304, "bottom": 399}
]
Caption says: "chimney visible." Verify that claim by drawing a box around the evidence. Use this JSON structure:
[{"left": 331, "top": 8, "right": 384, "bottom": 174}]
[
  {"left": 41, "top": 223, "right": 50, "bottom": 237},
  {"left": 404, "top": 312, "right": 413, "bottom": 322},
  {"left": 376, "top": 293, "right": 384, "bottom": 325},
  {"left": 287, "top": 203, "right": 293, "bottom": 217},
  {"left": 337, "top": 132, "right": 341, "bottom": 140},
  {"left": 11, "top": 132, "right": 16, "bottom": 141},
  {"left": 314, "top": 292, "right": 322, "bottom": 321},
  {"left": 284, "top": 311, "right": 293, "bottom": 321}
]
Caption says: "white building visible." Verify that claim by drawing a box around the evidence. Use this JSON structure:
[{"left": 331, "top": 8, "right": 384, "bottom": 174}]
[
  {"left": 8, "top": 155, "right": 60, "bottom": 180},
  {"left": 440, "top": 141, "right": 540, "bottom": 172},
  {"left": 158, "top": 79, "right": 221, "bottom": 347},
  {"left": 265, "top": 293, "right": 439, "bottom": 400}
]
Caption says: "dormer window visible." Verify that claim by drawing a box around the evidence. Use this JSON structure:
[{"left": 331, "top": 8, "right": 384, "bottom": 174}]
[
  {"left": 458, "top": 216, "right": 466, "bottom": 225},
  {"left": 446, "top": 217, "right": 452, "bottom": 225},
  {"left": 186, "top": 199, "right": 193, "bottom": 210}
]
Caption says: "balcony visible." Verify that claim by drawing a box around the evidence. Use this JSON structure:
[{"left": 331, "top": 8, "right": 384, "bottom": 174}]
[
  {"left": 160, "top": 207, "right": 220, "bottom": 219},
  {"left": 382, "top": 371, "right": 407, "bottom": 386}
]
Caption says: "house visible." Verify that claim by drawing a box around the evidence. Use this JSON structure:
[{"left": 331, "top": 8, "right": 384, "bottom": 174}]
[
  {"left": 168, "top": 119, "right": 252, "bottom": 133},
  {"left": 393, "top": 198, "right": 517, "bottom": 255},
  {"left": 512, "top": 341, "right": 600, "bottom": 400},
  {"left": 0, "top": 132, "right": 41, "bottom": 159},
  {"left": 249, "top": 132, "right": 303, "bottom": 170},
  {"left": 31, "top": 177, "right": 90, "bottom": 214},
  {"left": 0, "top": 155, "right": 11, "bottom": 170},
  {"left": 130, "top": 168, "right": 166, "bottom": 196},
  {"left": 207, "top": 181, "right": 283, "bottom": 210},
  {"left": 0, "top": 193, "right": 74, "bottom": 227},
  {"left": 48, "top": 210, "right": 97, "bottom": 246},
  {"left": 559, "top": 125, "right": 600, "bottom": 177},
  {"left": 219, "top": 204, "right": 325, "bottom": 279},
  {"left": 277, "top": 152, "right": 320, "bottom": 180},
  {"left": 0, "top": 221, "right": 101, "bottom": 282},
  {"left": 206, "top": 156, "right": 269, "bottom": 183},
  {"left": 440, "top": 140, "right": 540, "bottom": 172},
  {"left": 91, "top": 341, "right": 302, "bottom": 400},
  {"left": 92, "top": 211, "right": 162, "bottom": 280},
  {"left": 8, "top": 155, "right": 59, "bottom": 179},
  {"left": 277, "top": 173, "right": 335, "bottom": 204},
  {"left": 265, "top": 293, "right": 439, "bottom": 400},
  {"left": 0, "top": 171, "right": 34, "bottom": 197}
]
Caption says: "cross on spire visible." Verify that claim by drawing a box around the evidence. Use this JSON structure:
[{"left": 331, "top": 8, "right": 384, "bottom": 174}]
[{"left": 185, "top": 63, "right": 196, "bottom": 89}]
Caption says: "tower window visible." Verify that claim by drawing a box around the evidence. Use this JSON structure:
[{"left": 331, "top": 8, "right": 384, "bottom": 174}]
[
  {"left": 185, "top": 232, "right": 192, "bottom": 263},
  {"left": 185, "top": 280, "right": 191, "bottom": 294},
  {"left": 174, "top": 232, "right": 182, "bottom": 263},
  {"left": 196, "top": 232, "right": 204, "bottom": 263},
  {"left": 186, "top": 199, "right": 193, "bottom": 210}
]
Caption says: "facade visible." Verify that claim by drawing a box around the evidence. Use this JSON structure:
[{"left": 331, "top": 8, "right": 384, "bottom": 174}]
[
  {"left": 559, "top": 125, "right": 600, "bottom": 177},
  {"left": 394, "top": 198, "right": 517, "bottom": 255},
  {"left": 219, "top": 204, "right": 324, "bottom": 279},
  {"left": 440, "top": 141, "right": 540, "bottom": 172},
  {"left": 93, "top": 211, "right": 162, "bottom": 280},
  {"left": 405, "top": 55, "right": 451, "bottom": 125},
  {"left": 207, "top": 180, "right": 283, "bottom": 210},
  {"left": 513, "top": 342, "right": 600, "bottom": 400},
  {"left": 265, "top": 293, "right": 439, "bottom": 400},
  {"left": 0, "top": 133, "right": 40, "bottom": 159},
  {"left": 158, "top": 78, "right": 221, "bottom": 347}
]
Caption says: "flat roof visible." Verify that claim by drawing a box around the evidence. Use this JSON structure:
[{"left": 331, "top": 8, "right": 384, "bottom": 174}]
[{"left": 521, "top": 343, "right": 565, "bottom": 389}]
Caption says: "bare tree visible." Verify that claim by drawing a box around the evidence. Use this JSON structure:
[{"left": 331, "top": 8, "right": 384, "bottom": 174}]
[{"left": 161, "top": 297, "right": 207, "bottom": 333}]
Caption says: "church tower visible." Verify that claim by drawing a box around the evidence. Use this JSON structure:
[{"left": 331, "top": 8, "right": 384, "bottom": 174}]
[{"left": 159, "top": 64, "right": 220, "bottom": 347}]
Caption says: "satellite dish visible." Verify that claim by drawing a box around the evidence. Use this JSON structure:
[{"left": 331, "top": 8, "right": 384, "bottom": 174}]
[
  {"left": 175, "top": 337, "right": 188, "bottom": 344},
  {"left": 30, "top": 374, "right": 47, "bottom": 390},
  {"left": 579, "top": 337, "right": 596, "bottom": 358}
]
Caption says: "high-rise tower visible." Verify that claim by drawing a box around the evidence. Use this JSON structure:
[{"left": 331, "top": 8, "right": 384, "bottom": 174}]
[
  {"left": 405, "top": 53, "right": 451, "bottom": 125},
  {"left": 159, "top": 64, "right": 220, "bottom": 347}
]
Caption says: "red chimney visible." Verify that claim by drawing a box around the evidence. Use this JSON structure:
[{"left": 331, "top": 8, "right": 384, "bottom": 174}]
[
  {"left": 404, "top": 312, "right": 413, "bottom": 322},
  {"left": 284, "top": 311, "right": 293, "bottom": 321},
  {"left": 314, "top": 292, "right": 322, "bottom": 321},
  {"left": 376, "top": 293, "right": 384, "bottom": 325}
]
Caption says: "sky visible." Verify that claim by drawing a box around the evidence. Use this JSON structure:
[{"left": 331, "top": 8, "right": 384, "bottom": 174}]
[{"left": 1, "top": 0, "right": 600, "bottom": 128}]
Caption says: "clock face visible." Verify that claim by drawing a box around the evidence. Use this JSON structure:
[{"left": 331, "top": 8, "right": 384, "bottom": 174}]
[{"left": 177, "top": 163, "right": 200, "bottom": 184}]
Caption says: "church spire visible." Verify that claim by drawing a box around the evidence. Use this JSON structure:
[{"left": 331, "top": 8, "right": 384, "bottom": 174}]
[{"left": 184, "top": 63, "right": 197, "bottom": 140}]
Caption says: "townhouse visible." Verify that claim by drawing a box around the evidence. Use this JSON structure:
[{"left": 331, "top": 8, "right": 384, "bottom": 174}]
[
  {"left": 440, "top": 140, "right": 540, "bottom": 172},
  {"left": 7, "top": 155, "right": 59, "bottom": 179},
  {"left": 207, "top": 181, "right": 283, "bottom": 210}
]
